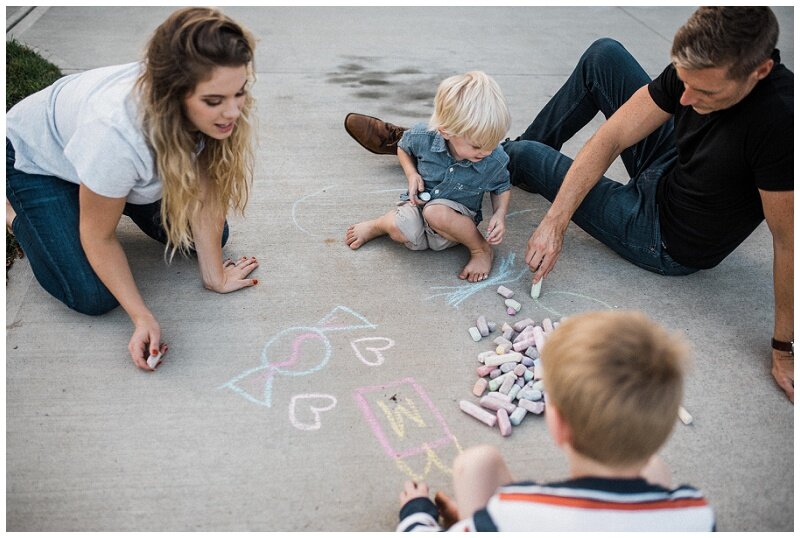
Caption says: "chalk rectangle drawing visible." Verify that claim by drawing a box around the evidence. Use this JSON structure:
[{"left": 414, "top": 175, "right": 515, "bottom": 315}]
[{"left": 354, "top": 377, "right": 457, "bottom": 459}]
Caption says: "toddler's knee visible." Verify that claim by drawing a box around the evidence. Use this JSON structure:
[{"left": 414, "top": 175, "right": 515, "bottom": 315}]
[{"left": 421, "top": 203, "right": 450, "bottom": 228}]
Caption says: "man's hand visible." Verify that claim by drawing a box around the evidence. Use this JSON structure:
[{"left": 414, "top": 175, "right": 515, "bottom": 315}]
[
  {"left": 526, "top": 215, "right": 566, "bottom": 283},
  {"left": 771, "top": 349, "right": 794, "bottom": 402}
]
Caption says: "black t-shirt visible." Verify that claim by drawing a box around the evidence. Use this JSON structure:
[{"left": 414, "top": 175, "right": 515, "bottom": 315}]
[{"left": 648, "top": 49, "right": 793, "bottom": 268}]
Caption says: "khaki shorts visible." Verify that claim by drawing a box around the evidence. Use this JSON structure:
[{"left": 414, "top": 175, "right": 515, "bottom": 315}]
[{"left": 394, "top": 199, "right": 477, "bottom": 251}]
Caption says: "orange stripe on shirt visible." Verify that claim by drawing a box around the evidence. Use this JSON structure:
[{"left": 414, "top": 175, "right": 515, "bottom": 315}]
[{"left": 498, "top": 492, "right": 708, "bottom": 511}]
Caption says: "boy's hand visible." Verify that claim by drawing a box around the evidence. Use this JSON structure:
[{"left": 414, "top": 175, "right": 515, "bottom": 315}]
[
  {"left": 400, "top": 480, "right": 430, "bottom": 505},
  {"left": 407, "top": 174, "right": 425, "bottom": 206},
  {"left": 486, "top": 214, "right": 506, "bottom": 245}
]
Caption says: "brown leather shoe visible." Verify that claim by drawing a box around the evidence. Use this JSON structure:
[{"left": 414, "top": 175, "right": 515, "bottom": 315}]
[{"left": 344, "top": 113, "right": 407, "bottom": 155}]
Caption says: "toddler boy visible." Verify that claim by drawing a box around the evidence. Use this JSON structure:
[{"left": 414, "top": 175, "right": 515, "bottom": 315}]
[
  {"left": 345, "top": 71, "right": 511, "bottom": 283},
  {"left": 397, "top": 310, "right": 715, "bottom": 531}
]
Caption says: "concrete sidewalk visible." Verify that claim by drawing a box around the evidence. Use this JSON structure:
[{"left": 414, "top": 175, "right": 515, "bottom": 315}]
[{"left": 5, "top": 6, "right": 794, "bottom": 531}]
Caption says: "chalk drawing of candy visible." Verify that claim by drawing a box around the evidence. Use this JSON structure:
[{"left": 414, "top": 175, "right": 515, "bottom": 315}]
[{"left": 220, "top": 306, "right": 376, "bottom": 407}]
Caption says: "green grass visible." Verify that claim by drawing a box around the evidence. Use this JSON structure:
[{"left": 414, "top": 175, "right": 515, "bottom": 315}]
[{"left": 6, "top": 40, "right": 63, "bottom": 275}]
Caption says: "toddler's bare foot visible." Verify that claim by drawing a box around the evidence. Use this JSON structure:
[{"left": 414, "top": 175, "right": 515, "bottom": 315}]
[
  {"left": 345, "top": 220, "right": 384, "bottom": 250},
  {"left": 434, "top": 491, "right": 460, "bottom": 528},
  {"left": 458, "top": 246, "right": 493, "bottom": 282}
]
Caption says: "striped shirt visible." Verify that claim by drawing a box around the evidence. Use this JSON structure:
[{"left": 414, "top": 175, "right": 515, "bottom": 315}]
[{"left": 397, "top": 477, "right": 715, "bottom": 532}]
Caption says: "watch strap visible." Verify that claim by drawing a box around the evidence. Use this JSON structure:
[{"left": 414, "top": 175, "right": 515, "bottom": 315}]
[{"left": 771, "top": 338, "right": 794, "bottom": 354}]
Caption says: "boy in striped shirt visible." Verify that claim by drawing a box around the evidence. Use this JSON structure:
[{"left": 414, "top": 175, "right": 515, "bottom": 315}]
[{"left": 397, "top": 311, "right": 715, "bottom": 531}]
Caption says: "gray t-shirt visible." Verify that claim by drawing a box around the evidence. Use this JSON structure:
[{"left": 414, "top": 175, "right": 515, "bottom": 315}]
[{"left": 6, "top": 62, "right": 161, "bottom": 204}]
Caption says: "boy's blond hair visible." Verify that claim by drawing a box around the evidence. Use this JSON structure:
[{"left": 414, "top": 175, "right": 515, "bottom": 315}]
[
  {"left": 429, "top": 71, "right": 510, "bottom": 152},
  {"left": 542, "top": 311, "right": 687, "bottom": 467}
]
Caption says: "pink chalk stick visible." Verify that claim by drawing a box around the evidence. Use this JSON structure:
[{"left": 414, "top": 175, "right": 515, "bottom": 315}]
[
  {"left": 480, "top": 394, "right": 517, "bottom": 414},
  {"left": 472, "top": 377, "right": 488, "bottom": 397},
  {"left": 513, "top": 364, "right": 527, "bottom": 377},
  {"left": 512, "top": 318, "right": 536, "bottom": 332},
  {"left": 476, "top": 364, "right": 495, "bottom": 377},
  {"left": 497, "top": 409, "right": 512, "bottom": 437},
  {"left": 507, "top": 307, "right": 517, "bottom": 316},
  {"left": 512, "top": 338, "right": 535, "bottom": 352},
  {"left": 542, "top": 318, "right": 554, "bottom": 333},
  {"left": 533, "top": 364, "right": 544, "bottom": 381},
  {"left": 497, "top": 285, "right": 514, "bottom": 299},
  {"left": 490, "top": 392, "right": 512, "bottom": 403},
  {"left": 460, "top": 400, "right": 497, "bottom": 427}
]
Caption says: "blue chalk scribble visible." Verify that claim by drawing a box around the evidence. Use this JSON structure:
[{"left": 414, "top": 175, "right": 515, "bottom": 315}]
[{"left": 426, "top": 253, "right": 528, "bottom": 309}]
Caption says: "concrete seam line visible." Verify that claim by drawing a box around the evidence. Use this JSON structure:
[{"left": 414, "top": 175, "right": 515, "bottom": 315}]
[{"left": 6, "top": 7, "right": 50, "bottom": 39}]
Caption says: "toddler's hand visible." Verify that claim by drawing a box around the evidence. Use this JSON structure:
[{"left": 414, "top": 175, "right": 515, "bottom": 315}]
[
  {"left": 400, "top": 480, "right": 430, "bottom": 505},
  {"left": 408, "top": 174, "right": 425, "bottom": 206},
  {"left": 486, "top": 215, "right": 506, "bottom": 245}
]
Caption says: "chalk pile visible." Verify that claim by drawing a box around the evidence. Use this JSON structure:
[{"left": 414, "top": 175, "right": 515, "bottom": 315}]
[{"left": 460, "top": 285, "right": 561, "bottom": 437}]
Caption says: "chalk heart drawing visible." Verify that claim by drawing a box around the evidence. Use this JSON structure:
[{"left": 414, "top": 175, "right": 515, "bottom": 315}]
[
  {"left": 351, "top": 337, "right": 396, "bottom": 367},
  {"left": 289, "top": 394, "right": 338, "bottom": 431}
]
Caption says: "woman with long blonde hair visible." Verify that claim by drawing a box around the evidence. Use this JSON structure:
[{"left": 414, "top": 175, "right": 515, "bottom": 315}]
[{"left": 6, "top": 7, "right": 258, "bottom": 370}]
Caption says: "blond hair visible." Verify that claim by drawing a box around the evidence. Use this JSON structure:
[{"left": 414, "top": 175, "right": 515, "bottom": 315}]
[
  {"left": 429, "top": 71, "right": 510, "bottom": 152},
  {"left": 672, "top": 7, "right": 779, "bottom": 80},
  {"left": 542, "top": 311, "right": 688, "bottom": 467},
  {"left": 136, "top": 7, "right": 256, "bottom": 258}
]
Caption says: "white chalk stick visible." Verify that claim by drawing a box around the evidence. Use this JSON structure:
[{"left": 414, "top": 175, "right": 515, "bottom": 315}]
[
  {"left": 505, "top": 298, "right": 522, "bottom": 311},
  {"left": 469, "top": 327, "right": 482, "bottom": 342},
  {"left": 483, "top": 352, "right": 523, "bottom": 367},
  {"left": 678, "top": 406, "right": 693, "bottom": 425},
  {"left": 147, "top": 351, "right": 162, "bottom": 369},
  {"left": 531, "top": 278, "right": 543, "bottom": 299}
]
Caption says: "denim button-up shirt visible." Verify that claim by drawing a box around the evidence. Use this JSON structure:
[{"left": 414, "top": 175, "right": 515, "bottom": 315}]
[{"left": 397, "top": 123, "right": 510, "bottom": 223}]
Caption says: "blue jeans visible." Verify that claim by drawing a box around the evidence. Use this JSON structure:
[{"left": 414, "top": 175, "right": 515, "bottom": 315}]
[
  {"left": 503, "top": 38, "right": 697, "bottom": 276},
  {"left": 6, "top": 139, "right": 229, "bottom": 315}
]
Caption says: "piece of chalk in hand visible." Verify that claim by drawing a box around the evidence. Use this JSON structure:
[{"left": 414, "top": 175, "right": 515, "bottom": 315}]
[
  {"left": 531, "top": 278, "right": 543, "bottom": 299},
  {"left": 147, "top": 351, "right": 163, "bottom": 369},
  {"left": 418, "top": 191, "right": 431, "bottom": 202}
]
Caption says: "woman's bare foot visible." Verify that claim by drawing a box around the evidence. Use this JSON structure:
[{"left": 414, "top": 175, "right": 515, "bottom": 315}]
[
  {"left": 345, "top": 219, "right": 385, "bottom": 250},
  {"left": 434, "top": 491, "right": 460, "bottom": 528},
  {"left": 458, "top": 245, "right": 493, "bottom": 282}
]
